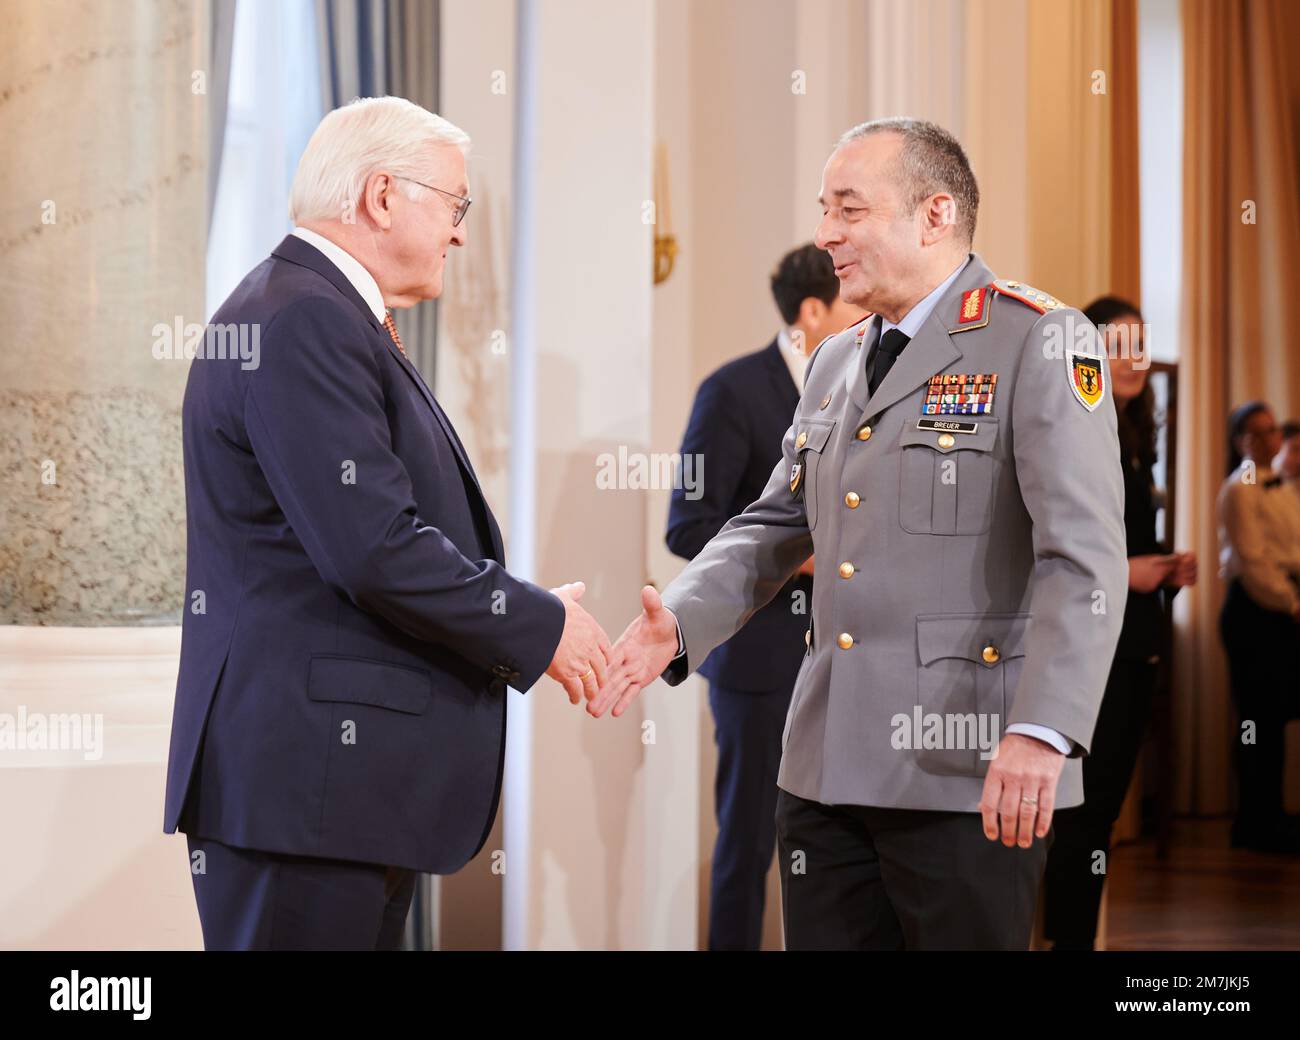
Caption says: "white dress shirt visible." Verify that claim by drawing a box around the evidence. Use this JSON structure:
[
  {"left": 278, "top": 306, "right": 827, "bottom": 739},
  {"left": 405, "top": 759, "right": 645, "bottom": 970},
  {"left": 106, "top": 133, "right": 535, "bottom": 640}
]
[
  {"left": 777, "top": 326, "right": 811, "bottom": 392},
  {"left": 290, "top": 226, "right": 388, "bottom": 324},
  {"left": 1218, "top": 464, "right": 1300, "bottom": 614}
]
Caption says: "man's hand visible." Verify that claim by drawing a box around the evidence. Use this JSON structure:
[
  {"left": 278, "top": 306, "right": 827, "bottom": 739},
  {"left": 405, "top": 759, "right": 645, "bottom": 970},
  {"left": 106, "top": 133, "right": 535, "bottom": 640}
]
[
  {"left": 544, "top": 582, "right": 612, "bottom": 705},
  {"left": 1128, "top": 553, "right": 1177, "bottom": 594},
  {"left": 978, "top": 732, "right": 1066, "bottom": 848},
  {"left": 1166, "top": 549, "right": 1198, "bottom": 588},
  {"left": 587, "top": 585, "right": 679, "bottom": 718},
  {"left": 797, "top": 555, "right": 815, "bottom": 576}
]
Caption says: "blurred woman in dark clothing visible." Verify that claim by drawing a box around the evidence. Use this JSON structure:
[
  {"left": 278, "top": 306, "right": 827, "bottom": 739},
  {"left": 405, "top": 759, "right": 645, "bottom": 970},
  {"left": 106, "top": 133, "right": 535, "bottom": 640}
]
[{"left": 1042, "top": 297, "right": 1197, "bottom": 950}]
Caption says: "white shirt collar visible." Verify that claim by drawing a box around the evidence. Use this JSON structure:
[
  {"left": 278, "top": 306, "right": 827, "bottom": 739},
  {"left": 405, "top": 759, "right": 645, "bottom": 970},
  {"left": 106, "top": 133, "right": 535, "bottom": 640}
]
[
  {"left": 291, "top": 226, "right": 387, "bottom": 324},
  {"left": 776, "top": 327, "right": 810, "bottom": 392},
  {"left": 879, "top": 256, "right": 971, "bottom": 340}
]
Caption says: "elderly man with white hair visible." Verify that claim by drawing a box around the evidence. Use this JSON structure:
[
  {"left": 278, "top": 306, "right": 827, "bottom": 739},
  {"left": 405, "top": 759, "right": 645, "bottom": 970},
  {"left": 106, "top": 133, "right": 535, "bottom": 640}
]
[{"left": 163, "top": 97, "right": 610, "bottom": 950}]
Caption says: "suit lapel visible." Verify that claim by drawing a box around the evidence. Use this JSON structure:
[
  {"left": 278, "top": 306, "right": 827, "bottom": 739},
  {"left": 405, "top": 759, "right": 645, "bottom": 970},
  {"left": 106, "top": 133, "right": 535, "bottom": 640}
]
[
  {"left": 381, "top": 337, "right": 505, "bottom": 561},
  {"left": 846, "top": 315, "right": 879, "bottom": 414},
  {"left": 854, "top": 255, "right": 993, "bottom": 421}
]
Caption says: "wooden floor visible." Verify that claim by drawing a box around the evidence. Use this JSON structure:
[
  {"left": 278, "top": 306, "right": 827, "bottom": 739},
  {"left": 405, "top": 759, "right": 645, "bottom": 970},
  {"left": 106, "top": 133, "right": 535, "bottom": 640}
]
[{"left": 1103, "top": 818, "right": 1300, "bottom": 950}]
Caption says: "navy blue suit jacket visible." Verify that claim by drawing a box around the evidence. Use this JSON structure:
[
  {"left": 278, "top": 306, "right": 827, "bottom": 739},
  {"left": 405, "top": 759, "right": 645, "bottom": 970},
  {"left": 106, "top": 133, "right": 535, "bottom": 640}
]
[
  {"left": 163, "top": 234, "right": 565, "bottom": 875},
  {"left": 666, "top": 340, "right": 813, "bottom": 694}
]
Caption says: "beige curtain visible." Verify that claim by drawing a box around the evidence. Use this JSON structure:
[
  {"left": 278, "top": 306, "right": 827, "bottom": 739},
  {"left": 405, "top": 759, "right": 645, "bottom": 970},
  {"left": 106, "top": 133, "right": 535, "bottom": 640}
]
[
  {"left": 1175, "top": 0, "right": 1300, "bottom": 814},
  {"left": 1025, "top": 0, "right": 1139, "bottom": 307}
]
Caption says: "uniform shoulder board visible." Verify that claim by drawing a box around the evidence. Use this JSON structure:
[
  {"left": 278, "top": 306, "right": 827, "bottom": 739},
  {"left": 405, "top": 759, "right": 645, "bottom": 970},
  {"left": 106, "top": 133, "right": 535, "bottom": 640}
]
[{"left": 990, "top": 279, "right": 1066, "bottom": 314}]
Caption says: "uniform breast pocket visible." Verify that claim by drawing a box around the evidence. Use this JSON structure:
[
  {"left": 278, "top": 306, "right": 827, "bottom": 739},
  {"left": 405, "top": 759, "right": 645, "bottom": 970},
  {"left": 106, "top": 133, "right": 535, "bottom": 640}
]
[
  {"left": 912, "top": 612, "right": 1030, "bottom": 777},
  {"left": 898, "top": 420, "right": 999, "bottom": 535},
  {"left": 793, "top": 418, "right": 836, "bottom": 531}
]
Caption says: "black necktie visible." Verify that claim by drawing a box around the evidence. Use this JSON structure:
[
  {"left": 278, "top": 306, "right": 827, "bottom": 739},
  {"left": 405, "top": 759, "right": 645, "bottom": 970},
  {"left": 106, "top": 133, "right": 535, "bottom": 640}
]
[{"left": 868, "top": 328, "right": 910, "bottom": 395}]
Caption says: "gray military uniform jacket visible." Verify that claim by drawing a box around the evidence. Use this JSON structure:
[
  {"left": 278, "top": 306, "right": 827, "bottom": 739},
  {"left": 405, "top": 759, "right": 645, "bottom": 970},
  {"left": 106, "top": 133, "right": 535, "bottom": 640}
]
[{"left": 660, "top": 253, "right": 1127, "bottom": 812}]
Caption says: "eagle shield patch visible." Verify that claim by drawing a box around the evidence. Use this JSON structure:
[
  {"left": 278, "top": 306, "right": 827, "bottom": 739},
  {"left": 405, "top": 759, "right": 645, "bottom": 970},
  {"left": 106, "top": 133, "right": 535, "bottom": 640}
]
[{"left": 1067, "top": 351, "right": 1105, "bottom": 412}]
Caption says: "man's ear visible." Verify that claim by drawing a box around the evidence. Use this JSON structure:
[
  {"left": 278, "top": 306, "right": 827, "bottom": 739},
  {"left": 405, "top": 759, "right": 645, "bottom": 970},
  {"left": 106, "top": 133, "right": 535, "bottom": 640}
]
[
  {"left": 362, "top": 171, "right": 395, "bottom": 230},
  {"left": 920, "top": 192, "right": 957, "bottom": 245},
  {"left": 800, "top": 296, "right": 827, "bottom": 327}
]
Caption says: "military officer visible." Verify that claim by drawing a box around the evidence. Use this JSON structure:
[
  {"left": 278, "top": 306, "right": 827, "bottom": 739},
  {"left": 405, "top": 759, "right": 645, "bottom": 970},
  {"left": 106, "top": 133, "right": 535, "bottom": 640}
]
[{"left": 590, "top": 118, "right": 1127, "bottom": 950}]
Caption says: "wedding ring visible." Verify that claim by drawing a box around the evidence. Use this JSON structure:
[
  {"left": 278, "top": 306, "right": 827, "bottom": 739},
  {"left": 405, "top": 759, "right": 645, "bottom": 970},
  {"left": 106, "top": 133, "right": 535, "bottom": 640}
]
[{"left": 1021, "top": 795, "right": 1039, "bottom": 805}]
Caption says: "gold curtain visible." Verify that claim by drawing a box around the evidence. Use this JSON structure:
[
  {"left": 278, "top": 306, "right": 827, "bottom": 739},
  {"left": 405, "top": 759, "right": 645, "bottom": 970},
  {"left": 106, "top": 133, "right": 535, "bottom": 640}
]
[
  {"left": 1024, "top": 0, "right": 1140, "bottom": 307},
  {"left": 1175, "top": 0, "right": 1300, "bottom": 814}
]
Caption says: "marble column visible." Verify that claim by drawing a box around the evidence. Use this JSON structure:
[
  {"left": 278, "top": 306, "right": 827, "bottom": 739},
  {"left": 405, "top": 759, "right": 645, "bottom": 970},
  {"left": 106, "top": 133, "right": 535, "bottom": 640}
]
[{"left": 0, "top": 0, "right": 206, "bottom": 625}]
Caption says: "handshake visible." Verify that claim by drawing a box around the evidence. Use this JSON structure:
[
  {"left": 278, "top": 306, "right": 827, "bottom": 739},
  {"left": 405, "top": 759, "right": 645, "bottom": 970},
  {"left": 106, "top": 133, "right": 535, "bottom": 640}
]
[{"left": 545, "top": 582, "right": 679, "bottom": 718}]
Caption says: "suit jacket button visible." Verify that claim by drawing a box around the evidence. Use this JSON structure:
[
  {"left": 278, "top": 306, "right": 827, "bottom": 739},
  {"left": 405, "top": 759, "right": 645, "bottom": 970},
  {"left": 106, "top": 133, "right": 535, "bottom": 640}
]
[
  {"left": 937, "top": 432, "right": 956, "bottom": 449},
  {"left": 838, "top": 562, "right": 855, "bottom": 578},
  {"left": 982, "top": 644, "right": 1001, "bottom": 664},
  {"left": 796, "top": 431, "right": 808, "bottom": 448},
  {"left": 820, "top": 393, "right": 832, "bottom": 409},
  {"left": 805, "top": 628, "right": 812, "bottom": 646},
  {"left": 844, "top": 491, "right": 861, "bottom": 508},
  {"left": 837, "top": 632, "right": 854, "bottom": 650},
  {"left": 857, "top": 425, "right": 872, "bottom": 441}
]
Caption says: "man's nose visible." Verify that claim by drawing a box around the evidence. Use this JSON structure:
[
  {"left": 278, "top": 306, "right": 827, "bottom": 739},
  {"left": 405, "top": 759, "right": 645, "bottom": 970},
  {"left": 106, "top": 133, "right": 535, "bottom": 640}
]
[{"left": 814, "top": 215, "right": 839, "bottom": 250}]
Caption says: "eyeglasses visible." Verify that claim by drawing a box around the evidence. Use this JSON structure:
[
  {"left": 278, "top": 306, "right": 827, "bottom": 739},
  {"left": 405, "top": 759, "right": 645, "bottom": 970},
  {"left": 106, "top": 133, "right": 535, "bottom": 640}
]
[{"left": 396, "top": 176, "right": 472, "bottom": 226}]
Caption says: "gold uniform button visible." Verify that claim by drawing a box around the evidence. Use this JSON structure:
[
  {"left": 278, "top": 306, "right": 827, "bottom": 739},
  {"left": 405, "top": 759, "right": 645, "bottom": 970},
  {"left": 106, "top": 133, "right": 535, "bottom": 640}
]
[
  {"left": 982, "top": 644, "right": 1001, "bottom": 664},
  {"left": 857, "top": 425, "right": 872, "bottom": 441},
  {"left": 937, "top": 432, "right": 955, "bottom": 449},
  {"left": 820, "top": 393, "right": 832, "bottom": 410},
  {"left": 837, "top": 633, "right": 854, "bottom": 650},
  {"left": 796, "top": 431, "right": 808, "bottom": 449},
  {"left": 805, "top": 628, "right": 811, "bottom": 646},
  {"left": 844, "top": 491, "right": 861, "bottom": 508},
  {"left": 838, "top": 562, "right": 855, "bottom": 579}
]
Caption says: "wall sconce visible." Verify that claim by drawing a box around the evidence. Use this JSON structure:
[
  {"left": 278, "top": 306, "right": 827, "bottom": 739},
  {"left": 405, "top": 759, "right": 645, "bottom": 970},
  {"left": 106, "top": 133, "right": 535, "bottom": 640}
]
[{"left": 653, "top": 141, "right": 678, "bottom": 286}]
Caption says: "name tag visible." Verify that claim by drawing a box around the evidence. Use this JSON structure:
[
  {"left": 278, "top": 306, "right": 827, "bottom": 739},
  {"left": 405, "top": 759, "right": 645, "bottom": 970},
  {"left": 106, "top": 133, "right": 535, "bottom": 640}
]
[{"left": 917, "top": 418, "right": 978, "bottom": 434}]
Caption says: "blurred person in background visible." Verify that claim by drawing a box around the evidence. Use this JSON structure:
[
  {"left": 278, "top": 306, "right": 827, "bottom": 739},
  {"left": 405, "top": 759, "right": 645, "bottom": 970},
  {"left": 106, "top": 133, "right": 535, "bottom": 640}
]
[
  {"left": 1272, "top": 421, "right": 1300, "bottom": 505},
  {"left": 1041, "top": 296, "right": 1197, "bottom": 949},
  {"left": 1218, "top": 401, "right": 1300, "bottom": 854}
]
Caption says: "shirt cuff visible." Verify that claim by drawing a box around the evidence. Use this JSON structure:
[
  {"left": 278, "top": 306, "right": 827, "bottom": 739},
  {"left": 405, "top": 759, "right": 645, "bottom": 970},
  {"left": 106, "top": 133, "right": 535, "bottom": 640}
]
[
  {"left": 1005, "top": 723, "right": 1072, "bottom": 755},
  {"left": 671, "top": 612, "right": 686, "bottom": 660}
]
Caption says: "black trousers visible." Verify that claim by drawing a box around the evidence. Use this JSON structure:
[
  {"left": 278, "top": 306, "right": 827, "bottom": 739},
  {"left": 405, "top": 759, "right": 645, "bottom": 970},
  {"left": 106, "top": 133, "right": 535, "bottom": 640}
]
[
  {"left": 706, "top": 681, "right": 793, "bottom": 950},
  {"left": 1041, "top": 654, "right": 1158, "bottom": 949},
  {"left": 1219, "top": 580, "right": 1300, "bottom": 836},
  {"left": 187, "top": 834, "right": 416, "bottom": 950},
  {"left": 775, "top": 788, "right": 1050, "bottom": 950}
]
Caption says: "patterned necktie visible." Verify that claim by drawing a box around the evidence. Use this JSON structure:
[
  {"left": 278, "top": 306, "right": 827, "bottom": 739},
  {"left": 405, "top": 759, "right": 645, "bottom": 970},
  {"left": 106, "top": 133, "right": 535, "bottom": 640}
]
[
  {"left": 868, "top": 328, "right": 910, "bottom": 395},
  {"left": 382, "top": 311, "right": 407, "bottom": 359}
]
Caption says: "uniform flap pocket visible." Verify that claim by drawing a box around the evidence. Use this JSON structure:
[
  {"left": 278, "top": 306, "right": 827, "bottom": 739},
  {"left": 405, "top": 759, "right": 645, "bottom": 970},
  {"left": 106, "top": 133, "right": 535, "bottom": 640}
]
[
  {"left": 916, "top": 612, "right": 1031, "bottom": 667},
  {"left": 307, "top": 654, "right": 432, "bottom": 715},
  {"left": 899, "top": 418, "right": 998, "bottom": 453},
  {"left": 795, "top": 418, "right": 836, "bottom": 453}
]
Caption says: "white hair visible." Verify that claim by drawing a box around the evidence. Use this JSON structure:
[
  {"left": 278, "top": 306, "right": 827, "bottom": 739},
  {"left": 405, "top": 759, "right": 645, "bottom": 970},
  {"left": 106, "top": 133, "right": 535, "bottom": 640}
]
[{"left": 288, "top": 96, "right": 471, "bottom": 224}]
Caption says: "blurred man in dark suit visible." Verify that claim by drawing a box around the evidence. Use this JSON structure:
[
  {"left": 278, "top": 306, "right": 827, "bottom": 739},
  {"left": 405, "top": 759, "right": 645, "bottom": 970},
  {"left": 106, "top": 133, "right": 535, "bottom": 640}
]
[{"left": 666, "top": 244, "right": 863, "bottom": 949}]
